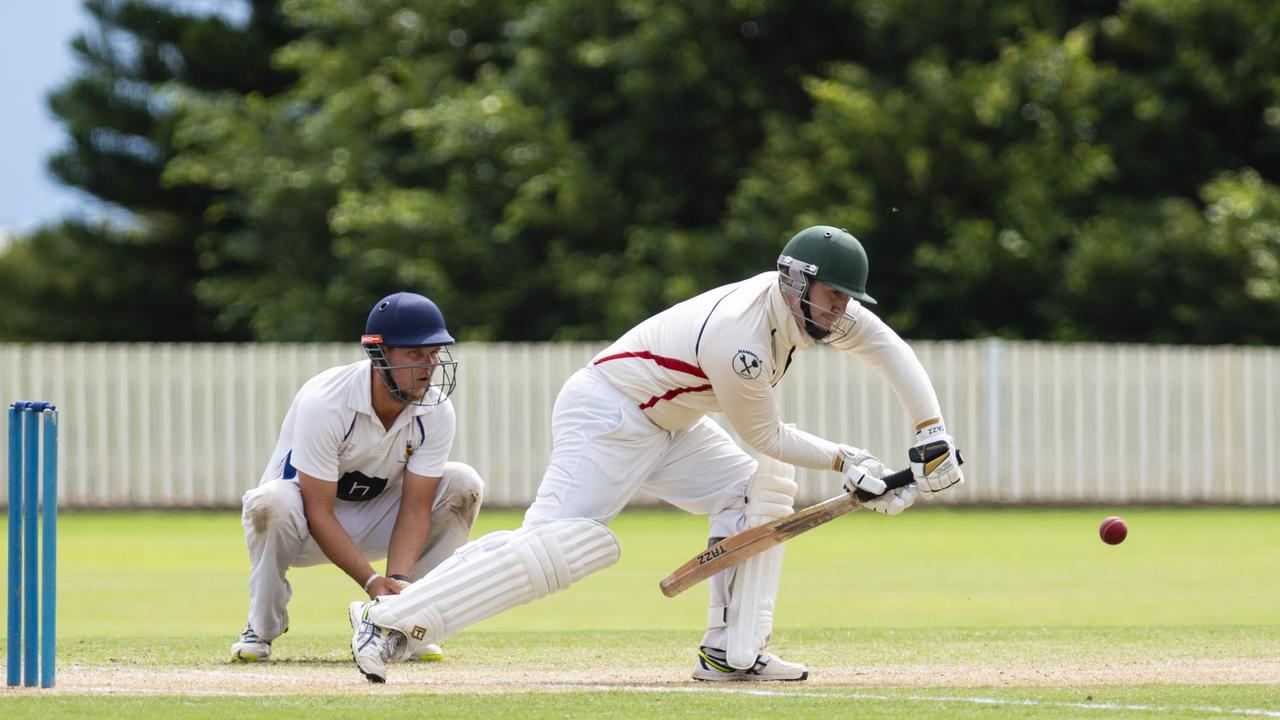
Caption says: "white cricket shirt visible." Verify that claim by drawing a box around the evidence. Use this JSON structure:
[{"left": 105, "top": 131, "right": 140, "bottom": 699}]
[
  {"left": 259, "top": 360, "right": 456, "bottom": 502},
  {"left": 592, "top": 271, "right": 941, "bottom": 471}
]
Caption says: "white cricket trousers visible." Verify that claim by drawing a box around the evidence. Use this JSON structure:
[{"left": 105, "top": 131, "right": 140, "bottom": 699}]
[
  {"left": 522, "top": 365, "right": 757, "bottom": 649},
  {"left": 239, "top": 462, "right": 483, "bottom": 641}
]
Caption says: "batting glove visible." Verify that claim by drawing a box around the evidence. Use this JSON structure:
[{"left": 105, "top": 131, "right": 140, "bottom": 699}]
[
  {"left": 861, "top": 483, "right": 919, "bottom": 516},
  {"left": 836, "top": 444, "right": 889, "bottom": 496},
  {"left": 910, "top": 420, "right": 964, "bottom": 493}
]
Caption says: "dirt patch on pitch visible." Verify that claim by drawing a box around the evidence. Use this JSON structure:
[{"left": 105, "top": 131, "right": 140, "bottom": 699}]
[{"left": 5, "top": 657, "right": 1277, "bottom": 695}]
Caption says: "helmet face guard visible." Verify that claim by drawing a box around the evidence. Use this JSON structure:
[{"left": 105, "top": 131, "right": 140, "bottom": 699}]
[
  {"left": 778, "top": 255, "right": 857, "bottom": 343},
  {"left": 362, "top": 335, "right": 458, "bottom": 406}
]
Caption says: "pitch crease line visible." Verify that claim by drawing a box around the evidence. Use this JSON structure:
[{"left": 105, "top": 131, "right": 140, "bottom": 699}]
[{"left": 590, "top": 685, "right": 1280, "bottom": 718}]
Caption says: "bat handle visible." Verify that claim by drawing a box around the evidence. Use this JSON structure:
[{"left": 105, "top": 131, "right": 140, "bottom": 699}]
[
  {"left": 852, "top": 467, "right": 913, "bottom": 501},
  {"left": 851, "top": 449, "right": 964, "bottom": 501}
]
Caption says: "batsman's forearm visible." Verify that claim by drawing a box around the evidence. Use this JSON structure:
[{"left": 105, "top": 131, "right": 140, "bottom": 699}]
[
  {"left": 385, "top": 505, "right": 432, "bottom": 578},
  {"left": 719, "top": 394, "right": 838, "bottom": 470},
  {"left": 305, "top": 510, "right": 376, "bottom": 586},
  {"left": 834, "top": 306, "right": 941, "bottom": 425}
]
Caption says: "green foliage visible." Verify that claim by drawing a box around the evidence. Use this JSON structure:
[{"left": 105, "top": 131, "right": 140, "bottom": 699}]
[
  {"left": 0, "top": 0, "right": 294, "bottom": 340},
  {"left": 1059, "top": 170, "right": 1280, "bottom": 342},
  {"left": 729, "top": 2, "right": 1280, "bottom": 341},
  {"left": 0, "top": 220, "right": 206, "bottom": 340},
  {"left": 7, "top": 0, "right": 1280, "bottom": 342},
  {"left": 165, "top": 0, "right": 894, "bottom": 340}
]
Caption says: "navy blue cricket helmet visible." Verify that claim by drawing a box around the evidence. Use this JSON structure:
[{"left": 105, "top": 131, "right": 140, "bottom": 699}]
[
  {"left": 362, "top": 292, "right": 455, "bottom": 348},
  {"left": 362, "top": 292, "right": 458, "bottom": 406}
]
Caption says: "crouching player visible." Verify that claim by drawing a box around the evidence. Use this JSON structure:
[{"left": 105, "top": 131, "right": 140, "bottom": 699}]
[{"left": 230, "top": 292, "right": 484, "bottom": 663}]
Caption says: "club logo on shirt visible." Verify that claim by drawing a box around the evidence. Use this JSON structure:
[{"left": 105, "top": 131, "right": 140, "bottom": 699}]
[
  {"left": 733, "top": 349, "right": 763, "bottom": 380},
  {"left": 337, "top": 471, "right": 388, "bottom": 501}
]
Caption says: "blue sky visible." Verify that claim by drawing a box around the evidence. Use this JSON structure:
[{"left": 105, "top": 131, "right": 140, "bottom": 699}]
[
  {"left": 0, "top": 1, "right": 93, "bottom": 243},
  {"left": 0, "top": 1, "right": 245, "bottom": 248}
]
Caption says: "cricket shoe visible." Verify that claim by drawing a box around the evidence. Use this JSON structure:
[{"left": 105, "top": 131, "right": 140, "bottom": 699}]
[
  {"left": 392, "top": 642, "right": 445, "bottom": 663},
  {"left": 349, "top": 600, "right": 406, "bottom": 683},
  {"left": 691, "top": 645, "right": 808, "bottom": 682},
  {"left": 230, "top": 623, "right": 273, "bottom": 662}
]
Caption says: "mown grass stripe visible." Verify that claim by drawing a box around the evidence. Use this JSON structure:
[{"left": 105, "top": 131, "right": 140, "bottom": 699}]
[{"left": 594, "top": 686, "right": 1280, "bottom": 718}]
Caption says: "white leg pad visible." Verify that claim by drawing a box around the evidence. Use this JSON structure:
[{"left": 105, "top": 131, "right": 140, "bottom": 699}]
[
  {"left": 368, "top": 518, "right": 619, "bottom": 656},
  {"left": 726, "top": 457, "right": 795, "bottom": 669}
]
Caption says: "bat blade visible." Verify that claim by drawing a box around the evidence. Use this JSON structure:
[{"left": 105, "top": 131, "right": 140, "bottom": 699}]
[{"left": 658, "top": 467, "right": 913, "bottom": 598}]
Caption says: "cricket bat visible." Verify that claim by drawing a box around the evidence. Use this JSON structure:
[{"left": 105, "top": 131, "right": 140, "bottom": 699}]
[
  {"left": 658, "top": 468, "right": 913, "bottom": 598},
  {"left": 658, "top": 444, "right": 961, "bottom": 598}
]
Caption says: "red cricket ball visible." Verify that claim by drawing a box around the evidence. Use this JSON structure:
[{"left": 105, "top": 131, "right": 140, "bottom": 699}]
[{"left": 1099, "top": 515, "right": 1128, "bottom": 545}]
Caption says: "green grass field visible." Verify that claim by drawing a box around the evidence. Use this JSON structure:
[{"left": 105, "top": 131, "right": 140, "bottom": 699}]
[{"left": 2, "top": 506, "right": 1278, "bottom": 718}]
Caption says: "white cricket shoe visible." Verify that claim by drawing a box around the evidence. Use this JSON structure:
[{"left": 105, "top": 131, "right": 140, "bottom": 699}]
[
  {"left": 691, "top": 645, "right": 809, "bottom": 682},
  {"left": 230, "top": 623, "right": 272, "bottom": 662},
  {"left": 392, "top": 642, "right": 445, "bottom": 663},
  {"left": 348, "top": 600, "right": 406, "bottom": 683}
]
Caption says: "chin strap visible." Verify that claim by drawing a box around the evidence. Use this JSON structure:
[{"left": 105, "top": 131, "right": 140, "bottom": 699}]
[
  {"left": 376, "top": 367, "right": 409, "bottom": 404},
  {"left": 795, "top": 286, "right": 833, "bottom": 341},
  {"left": 800, "top": 299, "right": 828, "bottom": 341}
]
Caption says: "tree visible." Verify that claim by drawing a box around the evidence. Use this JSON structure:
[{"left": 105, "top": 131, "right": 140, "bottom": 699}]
[
  {"left": 725, "top": 0, "right": 1280, "bottom": 342},
  {"left": 13, "top": 0, "right": 1280, "bottom": 344},
  {"left": 0, "top": 0, "right": 294, "bottom": 341},
  {"left": 172, "top": 0, "right": 1071, "bottom": 340}
]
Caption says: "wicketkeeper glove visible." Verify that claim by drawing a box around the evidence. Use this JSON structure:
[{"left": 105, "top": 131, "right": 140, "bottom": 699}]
[{"left": 910, "top": 420, "right": 964, "bottom": 493}]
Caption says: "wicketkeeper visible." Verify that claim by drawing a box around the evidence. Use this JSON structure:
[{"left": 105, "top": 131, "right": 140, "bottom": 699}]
[
  {"left": 347, "top": 227, "right": 964, "bottom": 682},
  {"left": 231, "top": 292, "right": 484, "bottom": 662}
]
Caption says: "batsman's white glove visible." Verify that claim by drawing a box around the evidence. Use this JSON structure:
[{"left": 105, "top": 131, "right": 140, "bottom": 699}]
[
  {"left": 911, "top": 420, "right": 964, "bottom": 493},
  {"left": 861, "top": 483, "right": 918, "bottom": 516},
  {"left": 837, "top": 445, "right": 917, "bottom": 516},
  {"left": 836, "top": 444, "right": 888, "bottom": 496}
]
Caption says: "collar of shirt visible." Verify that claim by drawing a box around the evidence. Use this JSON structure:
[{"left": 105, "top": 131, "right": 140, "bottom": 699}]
[{"left": 347, "top": 359, "right": 432, "bottom": 434}]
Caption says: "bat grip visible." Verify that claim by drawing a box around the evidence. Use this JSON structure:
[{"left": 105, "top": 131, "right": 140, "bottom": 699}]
[
  {"left": 852, "top": 467, "right": 913, "bottom": 501},
  {"left": 851, "top": 449, "right": 965, "bottom": 501}
]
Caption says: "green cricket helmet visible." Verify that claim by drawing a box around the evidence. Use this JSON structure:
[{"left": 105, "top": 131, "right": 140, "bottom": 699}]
[{"left": 777, "top": 225, "right": 876, "bottom": 305}]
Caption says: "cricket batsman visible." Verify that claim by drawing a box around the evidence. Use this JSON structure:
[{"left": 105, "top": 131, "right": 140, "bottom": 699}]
[{"left": 347, "top": 227, "right": 964, "bottom": 682}]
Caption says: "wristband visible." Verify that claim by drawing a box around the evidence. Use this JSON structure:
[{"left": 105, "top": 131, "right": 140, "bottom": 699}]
[
  {"left": 362, "top": 572, "right": 381, "bottom": 592},
  {"left": 388, "top": 574, "right": 411, "bottom": 583},
  {"left": 914, "top": 418, "right": 946, "bottom": 442}
]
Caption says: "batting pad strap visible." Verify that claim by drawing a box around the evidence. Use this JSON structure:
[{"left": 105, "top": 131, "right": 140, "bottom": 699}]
[
  {"left": 368, "top": 518, "right": 620, "bottom": 656},
  {"left": 706, "top": 605, "right": 729, "bottom": 630}
]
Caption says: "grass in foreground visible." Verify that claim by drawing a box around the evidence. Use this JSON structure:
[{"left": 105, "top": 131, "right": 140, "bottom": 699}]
[
  {"left": 3, "top": 685, "right": 1278, "bottom": 720},
  {"left": 23, "top": 506, "right": 1280, "bottom": 636},
  {"left": 42, "top": 625, "right": 1280, "bottom": 668},
  {"left": 0, "top": 507, "right": 1277, "bottom": 719}
]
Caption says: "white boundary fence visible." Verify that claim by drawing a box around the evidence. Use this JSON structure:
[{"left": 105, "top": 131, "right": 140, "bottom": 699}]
[{"left": 2, "top": 340, "right": 1277, "bottom": 508}]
